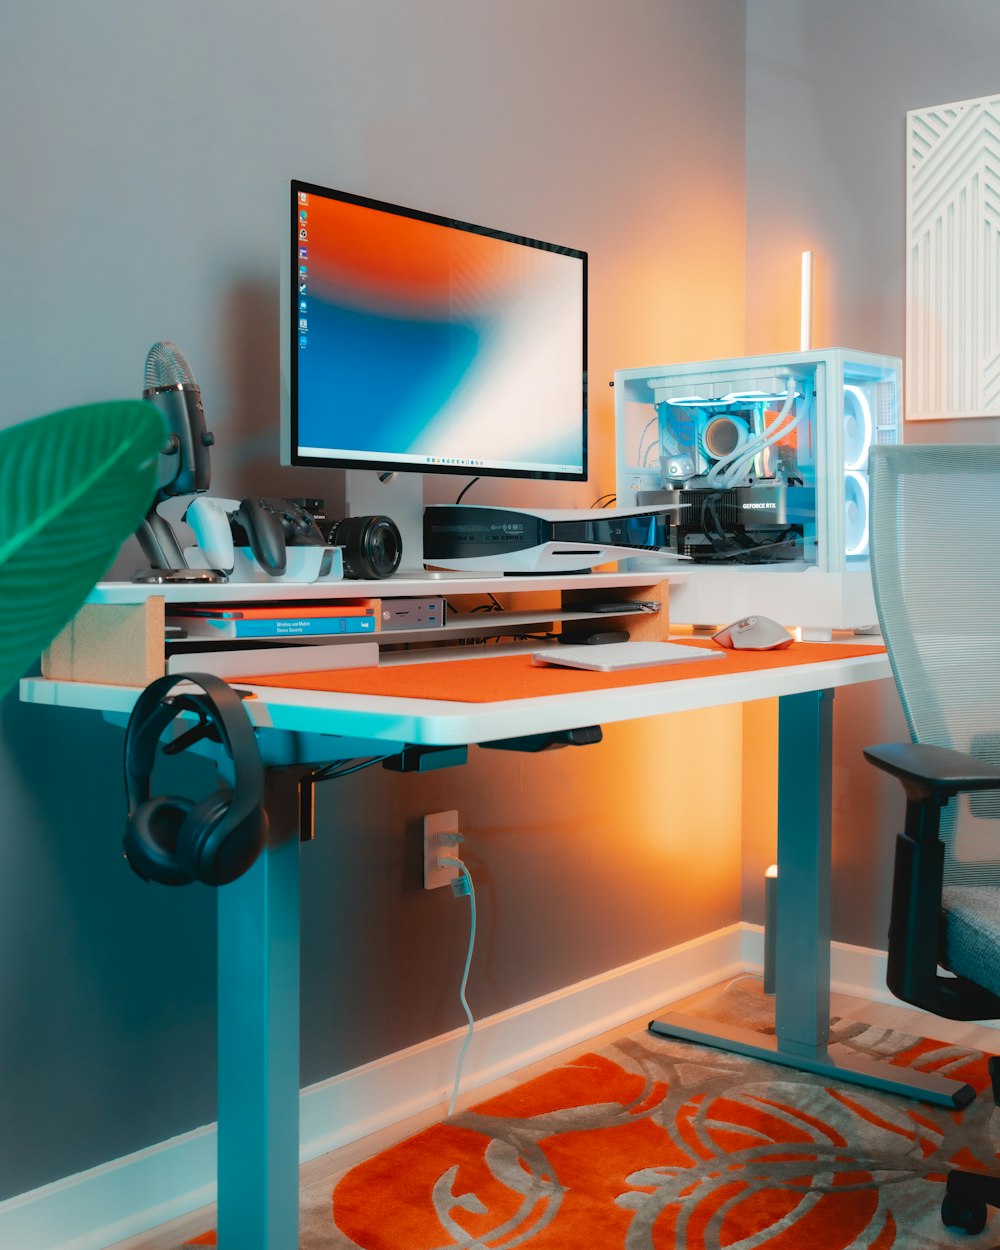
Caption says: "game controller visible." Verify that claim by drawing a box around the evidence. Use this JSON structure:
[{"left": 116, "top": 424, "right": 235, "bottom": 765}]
[
  {"left": 186, "top": 495, "right": 328, "bottom": 578},
  {"left": 253, "top": 498, "right": 325, "bottom": 547},
  {"left": 184, "top": 495, "right": 241, "bottom": 573},
  {"left": 234, "top": 497, "right": 328, "bottom": 576},
  {"left": 230, "top": 498, "right": 289, "bottom": 575}
]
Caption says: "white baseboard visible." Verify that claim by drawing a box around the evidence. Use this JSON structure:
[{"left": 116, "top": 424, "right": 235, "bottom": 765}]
[
  {"left": 5, "top": 926, "right": 985, "bottom": 1250},
  {"left": 0, "top": 1128, "right": 217, "bottom": 1250},
  {"left": 298, "top": 922, "right": 746, "bottom": 1164}
]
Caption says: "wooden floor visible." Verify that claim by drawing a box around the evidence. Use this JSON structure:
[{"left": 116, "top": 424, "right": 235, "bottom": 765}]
[{"left": 104, "top": 979, "right": 1000, "bottom": 1250}]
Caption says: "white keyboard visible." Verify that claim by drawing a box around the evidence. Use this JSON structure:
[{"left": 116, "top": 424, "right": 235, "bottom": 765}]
[{"left": 532, "top": 640, "right": 724, "bottom": 672}]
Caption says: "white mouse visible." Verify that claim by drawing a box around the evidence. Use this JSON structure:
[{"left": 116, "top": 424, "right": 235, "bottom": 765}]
[{"left": 713, "top": 615, "right": 794, "bottom": 651}]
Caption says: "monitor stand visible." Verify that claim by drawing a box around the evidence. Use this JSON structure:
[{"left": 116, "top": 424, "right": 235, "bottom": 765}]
[
  {"left": 343, "top": 469, "right": 490, "bottom": 579},
  {"left": 343, "top": 469, "right": 424, "bottom": 576},
  {"left": 340, "top": 471, "right": 510, "bottom": 580}
]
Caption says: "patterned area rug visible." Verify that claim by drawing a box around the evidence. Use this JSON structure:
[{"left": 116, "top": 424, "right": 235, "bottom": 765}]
[{"left": 187, "top": 985, "right": 1000, "bottom": 1248}]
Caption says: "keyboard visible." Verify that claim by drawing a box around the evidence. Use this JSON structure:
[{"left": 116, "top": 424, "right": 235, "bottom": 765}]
[{"left": 531, "top": 640, "right": 724, "bottom": 672}]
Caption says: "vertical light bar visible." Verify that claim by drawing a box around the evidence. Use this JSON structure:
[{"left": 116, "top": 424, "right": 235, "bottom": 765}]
[{"left": 800, "top": 250, "right": 814, "bottom": 351}]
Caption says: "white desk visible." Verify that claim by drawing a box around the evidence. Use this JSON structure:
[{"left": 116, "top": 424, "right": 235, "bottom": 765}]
[{"left": 22, "top": 625, "right": 944, "bottom": 1250}]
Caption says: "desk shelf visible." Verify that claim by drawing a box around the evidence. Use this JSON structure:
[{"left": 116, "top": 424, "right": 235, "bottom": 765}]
[{"left": 42, "top": 571, "right": 678, "bottom": 686}]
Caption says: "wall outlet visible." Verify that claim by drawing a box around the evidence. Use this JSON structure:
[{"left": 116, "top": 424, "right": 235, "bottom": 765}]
[{"left": 423, "top": 810, "right": 461, "bottom": 890}]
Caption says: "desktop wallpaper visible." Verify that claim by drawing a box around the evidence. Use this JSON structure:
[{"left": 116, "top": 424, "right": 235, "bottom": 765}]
[{"left": 294, "top": 189, "right": 586, "bottom": 476}]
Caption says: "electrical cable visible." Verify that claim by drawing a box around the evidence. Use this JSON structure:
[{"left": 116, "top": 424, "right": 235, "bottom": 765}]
[
  {"left": 723, "top": 971, "right": 763, "bottom": 993},
  {"left": 439, "top": 855, "right": 477, "bottom": 1116},
  {"left": 691, "top": 493, "right": 801, "bottom": 564},
  {"left": 309, "top": 755, "right": 395, "bottom": 784},
  {"left": 468, "top": 594, "right": 503, "bottom": 614},
  {"left": 455, "top": 477, "right": 480, "bottom": 505},
  {"left": 635, "top": 415, "right": 658, "bottom": 469}
]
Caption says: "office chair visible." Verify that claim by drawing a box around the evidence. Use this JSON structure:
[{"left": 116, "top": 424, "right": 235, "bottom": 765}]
[
  {"left": 863, "top": 443, "right": 1000, "bottom": 1236},
  {"left": 0, "top": 400, "right": 166, "bottom": 699}
]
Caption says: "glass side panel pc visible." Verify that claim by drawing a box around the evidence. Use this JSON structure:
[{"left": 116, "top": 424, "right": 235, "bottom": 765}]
[
  {"left": 282, "top": 180, "right": 588, "bottom": 483},
  {"left": 614, "top": 349, "right": 901, "bottom": 574}
]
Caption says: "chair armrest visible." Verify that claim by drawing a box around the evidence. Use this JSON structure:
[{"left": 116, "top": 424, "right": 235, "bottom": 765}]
[
  {"left": 868, "top": 740, "right": 1000, "bottom": 1020},
  {"left": 864, "top": 741, "right": 1000, "bottom": 802}
]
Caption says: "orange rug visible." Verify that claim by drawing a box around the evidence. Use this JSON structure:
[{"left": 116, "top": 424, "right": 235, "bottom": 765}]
[{"left": 185, "top": 986, "right": 999, "bottom": 1248}]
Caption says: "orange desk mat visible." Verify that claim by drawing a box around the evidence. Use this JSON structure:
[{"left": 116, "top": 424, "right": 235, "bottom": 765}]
[{"left": 237, "top": 639, "right": 886, "bottom": 704}]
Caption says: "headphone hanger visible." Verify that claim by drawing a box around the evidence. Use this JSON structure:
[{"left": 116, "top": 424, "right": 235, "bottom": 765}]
[{"left": 157, "top": 688, "right": 255, "bottom": 756}]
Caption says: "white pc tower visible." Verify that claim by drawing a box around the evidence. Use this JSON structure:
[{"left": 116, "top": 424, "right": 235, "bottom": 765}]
[{"left": 614, "top": 349, "right": 902, "bottom": 635}]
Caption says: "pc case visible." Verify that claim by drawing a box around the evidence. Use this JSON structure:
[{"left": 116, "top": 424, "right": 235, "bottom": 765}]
[{"left": 614, "top": 349, "right": 902, "bottom": 634}]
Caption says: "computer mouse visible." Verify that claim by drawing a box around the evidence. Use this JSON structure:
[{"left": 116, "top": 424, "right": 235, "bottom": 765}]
[{"left": 712, "top": 615, "right": 794, "bottom": 651}]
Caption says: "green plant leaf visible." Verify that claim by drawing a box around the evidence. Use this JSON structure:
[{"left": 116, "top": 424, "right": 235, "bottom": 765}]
[{"left": 0, "top": 400, "right": 167, "bottom": 698}]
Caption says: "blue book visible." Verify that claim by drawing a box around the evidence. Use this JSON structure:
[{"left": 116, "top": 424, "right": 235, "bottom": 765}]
[
  {"left": 168, "top": 610, "right": 377, "bottom": 640},
  {"left": 224, "top": 616, "right": 376, "bottom": 638}
]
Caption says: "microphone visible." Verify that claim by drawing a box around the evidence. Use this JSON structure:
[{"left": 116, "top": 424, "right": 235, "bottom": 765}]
[
  {"left": 143, "top": 341, "right": 214, "bottom": 496},
  {"left": 132, "top": 341, "right": 221, "bottom": 577}
]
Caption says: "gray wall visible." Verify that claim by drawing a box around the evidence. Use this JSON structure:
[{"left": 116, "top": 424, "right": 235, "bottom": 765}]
[
  {"left": 0, "top": 0, "right": 747, "bottom": 1199},
  {"left": 744, "top": 0, "right": 1000, "bottom": 944}
]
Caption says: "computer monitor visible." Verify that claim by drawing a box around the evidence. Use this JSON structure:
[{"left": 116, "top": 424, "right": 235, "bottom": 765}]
[{"left": 282, "top": 180, "right": 588, "bottom": 484}]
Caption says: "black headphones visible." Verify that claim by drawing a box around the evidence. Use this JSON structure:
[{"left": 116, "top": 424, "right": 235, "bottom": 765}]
[{"left": 123, "top": 672, "right": 268, "bottom": 886}]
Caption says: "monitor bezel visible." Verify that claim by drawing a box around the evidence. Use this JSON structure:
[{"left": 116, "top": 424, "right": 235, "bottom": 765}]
[{"left": 285, "top": 179, "right": 588, "bottom": 482}]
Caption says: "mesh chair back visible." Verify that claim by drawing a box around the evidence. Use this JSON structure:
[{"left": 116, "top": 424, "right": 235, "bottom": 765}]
[{"left": 869, "top": 444, "right": 1000, "bottom": 884}]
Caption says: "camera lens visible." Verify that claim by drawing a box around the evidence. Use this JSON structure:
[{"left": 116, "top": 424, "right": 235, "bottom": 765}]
[{"left": 328, "top": 515, "right": 402, "bottom": 579}]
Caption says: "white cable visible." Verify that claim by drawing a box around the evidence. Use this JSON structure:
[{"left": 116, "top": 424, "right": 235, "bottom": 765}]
[
  {"left": 636, "top": 414, "right": 659, "bottom": 468},
  {"left": 707, "top": 388, "right": 809, "bottom": 487},
  {"left": 438, "top": 856, "right": 476, "bottom": 1116},
  {"left": 704, "top": 390, "right": 795, "bottom": 485}
]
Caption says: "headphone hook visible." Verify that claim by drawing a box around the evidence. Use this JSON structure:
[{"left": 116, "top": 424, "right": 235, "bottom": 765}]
[{"left": 161, "top": 696, "right": 223, "bottom": 756}]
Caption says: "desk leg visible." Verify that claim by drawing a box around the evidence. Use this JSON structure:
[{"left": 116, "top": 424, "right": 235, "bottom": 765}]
[
  {"left": 650, "top": 689, "right": 975, "bottom": 1109},
  {"left": 216, "top": 787, "right": 301, "bottom": 1249},
  {"left": 774, "top": 687, "right": 833, "bottom": 1056}
]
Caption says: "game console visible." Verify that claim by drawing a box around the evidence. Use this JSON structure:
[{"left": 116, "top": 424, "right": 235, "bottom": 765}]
[{"left": 422, "top": 505, "right": 681, "bottom": 574}]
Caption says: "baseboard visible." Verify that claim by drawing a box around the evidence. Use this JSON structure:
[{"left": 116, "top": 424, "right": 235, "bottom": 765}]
[
  {"left": 0, "top": 1127, "right": 217, "bottom": 1250},
  {"left": 5, "top": 926, "right": 979, "bottom": 1250},
  {"left": 298, "top": 922, "right": 746, "bottom": 1163},
  {"left": 0, "top": 924, "right": 743, "bottom": 1250}
]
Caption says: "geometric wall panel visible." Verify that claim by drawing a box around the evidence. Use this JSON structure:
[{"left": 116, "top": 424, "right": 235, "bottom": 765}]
[{"left": 907, "top": 93, "right": 1000, "bottom": 419}]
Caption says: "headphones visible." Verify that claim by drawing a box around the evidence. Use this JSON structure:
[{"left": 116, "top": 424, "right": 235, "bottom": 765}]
[{"left": 123, "top": 672, "right": 268, "bottom": 886}]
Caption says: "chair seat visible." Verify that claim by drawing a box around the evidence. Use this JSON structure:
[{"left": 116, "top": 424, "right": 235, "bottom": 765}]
[{"left": 942, "top": 886, "right": 1000, "bottom": 1000}]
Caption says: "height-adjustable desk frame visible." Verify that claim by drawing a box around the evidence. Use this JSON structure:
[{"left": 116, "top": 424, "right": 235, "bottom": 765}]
[{"left": 21, "top": 580, "right": 941, "bottom": 1250}]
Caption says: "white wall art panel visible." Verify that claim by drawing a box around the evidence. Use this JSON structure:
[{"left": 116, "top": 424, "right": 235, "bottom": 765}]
[{"left": 907, "top": 93, "right": 1000, "bottom": 419}]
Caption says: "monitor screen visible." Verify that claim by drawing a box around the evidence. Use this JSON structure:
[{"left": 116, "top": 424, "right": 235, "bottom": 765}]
[{"left": 285, "top": 181, "right": 587, "bottom": 481}]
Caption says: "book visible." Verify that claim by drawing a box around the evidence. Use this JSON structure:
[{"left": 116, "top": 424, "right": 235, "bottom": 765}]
[
  {"left": 169, "top": 602, "right": 375, "bottom": 620},
  {"left": 167, "top": 602, "right": 378, "bottom": 640},
  {"left": 531, "top": 640, "right": 724, "bottom": 672},
  {"left": 168, "top": 615, "right": 377, "bottom": 640}
]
